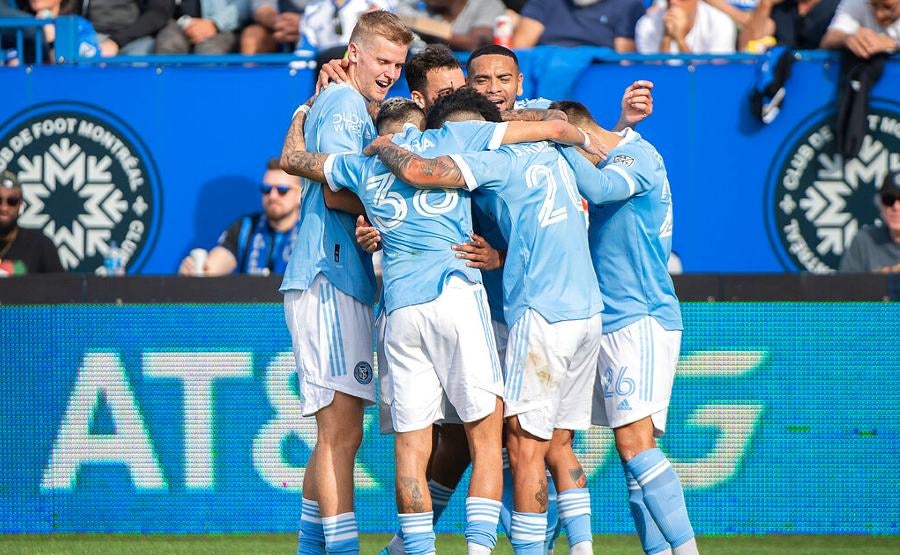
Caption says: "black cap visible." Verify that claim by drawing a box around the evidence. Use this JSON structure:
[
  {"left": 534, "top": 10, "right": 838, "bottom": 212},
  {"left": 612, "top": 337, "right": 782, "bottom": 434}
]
[{"left": 883, "top": 170, "right": 900, "bottom": 195}]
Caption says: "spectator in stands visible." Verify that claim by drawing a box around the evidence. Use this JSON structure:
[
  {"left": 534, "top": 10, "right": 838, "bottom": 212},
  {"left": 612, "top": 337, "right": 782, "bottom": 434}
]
[
  {"left": 636, "top": 0, "right": 736, "bottom": 54},
  {"left": 240, "top": 0, "right": 307, "bottom": 54},
  {"left": 820, "top": 0, "right": 899, "bottom": 57},
  {"left": 400, "top": 0, "right": 506, "bottom": 51},
  {"left": 17, "top": 0, "right": 100, "bottom": 62},
  {"left": 299, "top": 0, "right": 392, "bottom": 63},
  {"left": 155, "top": 0, "right": 250, "bottom": 54},
  {"left": 80, "top": 0, "right": 172, "bottom": 55},
  {"left": 738, "top": 0, "right": 840, "bottom": 51},
  {"left": 839, "top": 171, "right": 900, "bottom": 273},
  {"left": 178, "top": 159, "right": 302, "bottom": 276},
  {"left": 511, "top": 0, "right": 645, "bottom": 51},
  {"left": 0, "top": 170, "right": 64, "bottom": 276}
]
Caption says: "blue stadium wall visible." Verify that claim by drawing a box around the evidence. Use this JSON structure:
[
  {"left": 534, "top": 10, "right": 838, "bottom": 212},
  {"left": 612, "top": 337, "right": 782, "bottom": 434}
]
[
  {"left": 0, "top": 51, "right": 898, "bottom": 275},
  {"left": 1, "top": 298, "right": 898, "bottom": 534}
]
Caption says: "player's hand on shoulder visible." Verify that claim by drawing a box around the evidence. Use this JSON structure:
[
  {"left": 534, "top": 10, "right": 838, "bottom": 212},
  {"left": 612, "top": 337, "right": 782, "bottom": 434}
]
[
  {"left": 316, "top": 58, "right": 351, "bottom": 93},
  {"left": 582, "top": 130, "right": 609, "bottom": 160},
  {"left": 363, "top": 134, "right": 395, "bottom": 156}
]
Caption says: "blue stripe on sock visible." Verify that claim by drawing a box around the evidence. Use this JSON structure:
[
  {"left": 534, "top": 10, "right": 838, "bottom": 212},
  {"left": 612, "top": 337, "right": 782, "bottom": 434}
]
[
  {"left": 625, "top": 449, "right": 695, "bottom": 549},
  {"left": 399, "top": 512, "right": 435, "bottom": 555},
  {"left": 465, "top": 497, "right": 501, "bottom": 549},
  {"left": 510, "top": 511, "right": 546, "bottom": 554}
]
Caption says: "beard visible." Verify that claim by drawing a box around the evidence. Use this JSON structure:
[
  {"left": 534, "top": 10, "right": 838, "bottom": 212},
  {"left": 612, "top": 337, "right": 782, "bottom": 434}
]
[{"left": 0, "top": 219, "right": 16, "bottom": 236}]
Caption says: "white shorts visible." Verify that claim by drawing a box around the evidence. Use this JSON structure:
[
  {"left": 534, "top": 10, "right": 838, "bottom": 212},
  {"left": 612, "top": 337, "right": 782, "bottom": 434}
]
[
  {"left": 592, "top": 316, "right": 682, "bottom": 436},
  {"left": 384, "top": 276, "right": 504, "bottom": 433},
  {"left": 437, "top": 318, "right": 510, "bottom": 427},
  {"left": 376, "top": 313, "right": 395, "bottom": 435},
  {"left": 503, "top": 310, "right": 602, "bottom": 440},
  {"left": 284, "top": 274, "right": 376, "bottom": 417}
]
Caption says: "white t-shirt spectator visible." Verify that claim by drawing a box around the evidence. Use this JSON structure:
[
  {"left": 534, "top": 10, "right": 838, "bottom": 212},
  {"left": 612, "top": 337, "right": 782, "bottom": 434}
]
[
  {"left": 827, "top": 0, "right": 900, "bottom": 44},
  {"left": 301, "top": 0, "right": 395, "bottom": 51},
  {"left": 636, "top": 1, "right": 737, "bottom": 54}
]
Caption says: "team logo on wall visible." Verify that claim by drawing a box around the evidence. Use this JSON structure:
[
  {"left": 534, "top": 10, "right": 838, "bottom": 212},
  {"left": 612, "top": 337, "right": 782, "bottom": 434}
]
[
  {"left": 0, "top": 102, "right": 161, "bottom": 273},
  {"left": 765, "top": 104, "right": 900, "bottom": 273}
]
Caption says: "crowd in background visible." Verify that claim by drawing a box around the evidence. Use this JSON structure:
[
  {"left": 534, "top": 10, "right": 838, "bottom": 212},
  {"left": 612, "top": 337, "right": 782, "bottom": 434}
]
[{"left": 1, "top": 0, "right": 898, "bottom": 61}]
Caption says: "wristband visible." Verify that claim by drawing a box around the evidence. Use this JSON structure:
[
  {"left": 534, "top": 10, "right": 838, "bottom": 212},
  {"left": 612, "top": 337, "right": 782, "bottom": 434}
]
[
  {"left": 579, "top": 128, "right": 591, "bottom": 150},
  {"left": 292, "top": 104, "right": 310, "bottom": 120}
]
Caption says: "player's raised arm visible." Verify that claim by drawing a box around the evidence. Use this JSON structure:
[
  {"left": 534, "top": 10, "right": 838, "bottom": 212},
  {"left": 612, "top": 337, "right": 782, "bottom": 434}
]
[
  {"left": 612, "top": 80, "right": 654, "bottom": 132},
  {"left": 365, "top": 135, "right": 467, "bottom": 189},
  {"left": 279, "top": 101, "right": 329, "bottom": 184},
  {"left": 501, "top": 120, "right": 608, "bottom": 158}
]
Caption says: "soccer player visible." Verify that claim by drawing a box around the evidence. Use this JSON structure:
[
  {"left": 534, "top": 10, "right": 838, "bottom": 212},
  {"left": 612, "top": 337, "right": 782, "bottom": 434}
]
[
  {"left": 278, "top": 11, "right": 413, "bottom": 554},
  {"left": 550, "top": 100, "right": 699, "bottom": 555},
  {"left": 281, "top": 88, "right": 602, "bottom": 555},
  {"left": 365, "top": 120, "right": 611, "bottom": 555}
]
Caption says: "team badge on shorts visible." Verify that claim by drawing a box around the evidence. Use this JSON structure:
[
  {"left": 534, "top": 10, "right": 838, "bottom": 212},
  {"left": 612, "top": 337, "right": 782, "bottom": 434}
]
[{"left": 354, "top": 361, "right": 373, "bottom": 385}]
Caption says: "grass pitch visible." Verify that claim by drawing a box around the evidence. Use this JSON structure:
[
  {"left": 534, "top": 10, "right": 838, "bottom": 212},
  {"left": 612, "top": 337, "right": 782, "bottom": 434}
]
[{"left": 1, "top": 533, "right": 898, "bottom": 554}]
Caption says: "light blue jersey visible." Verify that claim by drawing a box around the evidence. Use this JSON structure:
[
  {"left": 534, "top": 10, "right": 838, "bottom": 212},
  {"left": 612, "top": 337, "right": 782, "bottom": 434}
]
[
  {"left": 558, "top": 129, "right": 682, "bottom": 333},
  {"left": 450, "top": 141, "right": 603, "bottom": 327},
  {"left": 279, "top": 83, "right": 377, "bottom": 305},
  {"left": 514, "top": 98, "right": 553, "bottom": 110},
  {"left": 324, "top": 121, "right": 506, "bottom": 314}
]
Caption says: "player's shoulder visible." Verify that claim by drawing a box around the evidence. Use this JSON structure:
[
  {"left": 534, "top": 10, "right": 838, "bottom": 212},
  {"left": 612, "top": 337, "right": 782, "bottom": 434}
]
[{"left": 316, "top": 83, "right": 366, "bottom": 110}]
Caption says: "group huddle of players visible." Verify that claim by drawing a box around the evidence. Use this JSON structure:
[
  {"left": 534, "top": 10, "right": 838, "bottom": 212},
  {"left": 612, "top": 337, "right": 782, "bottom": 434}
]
[{"left": 275, "top": 10, "right": 699, "bottom": 555}]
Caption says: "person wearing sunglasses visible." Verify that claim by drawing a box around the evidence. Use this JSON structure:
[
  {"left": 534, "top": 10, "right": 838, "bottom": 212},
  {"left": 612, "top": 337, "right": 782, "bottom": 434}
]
[
  {"left": 839, "top": 170, "right": 900, "bottom": 273},
  {"left": 177, "top": 158, "right": 302, "bottom": 276},
  {"left": 0, "top": 170, "right": 64, "bottom": 276}
]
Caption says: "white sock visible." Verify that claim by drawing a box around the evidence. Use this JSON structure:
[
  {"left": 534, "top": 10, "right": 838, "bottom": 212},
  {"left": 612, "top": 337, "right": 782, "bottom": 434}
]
[
  {"left": 570, "top": 540, "right": 593, "bottom": 554},
  {"left": 467, "top": 543, "right": 491, "bottom": 555},
  {"left": 672, "top": 537, "right": 699, "bottom": 555}
]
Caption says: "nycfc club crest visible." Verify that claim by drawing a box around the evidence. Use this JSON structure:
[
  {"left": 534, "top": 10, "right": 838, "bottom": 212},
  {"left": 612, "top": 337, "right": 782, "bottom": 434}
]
[
  {"left": 354, "top": 361, "right": 373, "bottom": 385},
  {"left": 765, "top": 104, "right": 900, "bottom": 273},
  {"left": 0, "top": 102, "right": 161, "bottom": 273}
]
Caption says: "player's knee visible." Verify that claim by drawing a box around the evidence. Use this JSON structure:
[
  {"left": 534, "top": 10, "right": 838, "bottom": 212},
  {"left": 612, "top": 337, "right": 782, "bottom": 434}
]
[{"left": 614, "top": 425, "right": 655, "bottom": 462}]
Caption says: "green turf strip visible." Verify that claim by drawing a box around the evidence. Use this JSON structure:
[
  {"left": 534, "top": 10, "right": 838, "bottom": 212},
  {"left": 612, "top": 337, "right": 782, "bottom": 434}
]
[{"left": 0, "top": 534, "right": 897, "bottom": 554}]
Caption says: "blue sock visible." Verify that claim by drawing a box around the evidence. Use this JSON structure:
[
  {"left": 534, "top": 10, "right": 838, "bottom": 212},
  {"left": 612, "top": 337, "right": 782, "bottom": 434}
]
[
  {"left": 510, "top": 511, "right": 547, "bottom": 555},
  {"left": 544, "top": 470, "right": 562, "bottom": 551},
  {"left": 556, "top": 487, "right": 592, "bottom": 547},
  {"left": 428, "top": 480, "right": 454, "bottom": 524},
  {"left": 321, "top": 512, "right": 359, "bottom": 554},
  {"left": 624, "top": 468, "right": 670, "bottom": 554},
  {"left": 399, "top": 511, "right": 435, "bottom": 555},
  {"left": 298, "top": 498, "right": 325, "bottom": 555},
  {"left": 625, "top": 448, "right": 695, "bottom": 548},
  {"left": 465, "top": 496, "right": 502, "bottom": 550},
  {"left": 499, "top": 448, "right": 514, "bottom": 537}
]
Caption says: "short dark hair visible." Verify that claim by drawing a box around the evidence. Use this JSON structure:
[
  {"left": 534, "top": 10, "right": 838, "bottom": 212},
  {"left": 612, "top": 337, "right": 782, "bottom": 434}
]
[
  {"left": 466, "top": 44, "right": 519, "bottom": 75},
  {"left": 548, "top": 100, "right": 596, "bottom": 128},
  {"left": 375, "top": 97, "right": 426, "bottom": 134},
  {"left": 267, "top": 158, "right": 282, "bottom": 171},
  {"left": 425, "top": 87, "right": 502, "bottom": 129},
  {"left": 405, "top": 44, "right": 461, "bottom": 95}
]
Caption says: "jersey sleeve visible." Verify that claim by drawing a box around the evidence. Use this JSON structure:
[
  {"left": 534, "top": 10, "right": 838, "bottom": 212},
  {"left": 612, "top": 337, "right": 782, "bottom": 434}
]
[
  {"left": 558, "top": 145, "right": 649, "bottom": 206},
  {"left": 444, "top": 121, "right": 509, "bottom": 151},
  {"left": 323, "top": 153, "right": 366, "bottom": 194},
  {"left": 311, "top": 86, "right": 372, "bottom": 152},
  {"left": 448, "top": 150, "right": 512, "bottom": 192}
]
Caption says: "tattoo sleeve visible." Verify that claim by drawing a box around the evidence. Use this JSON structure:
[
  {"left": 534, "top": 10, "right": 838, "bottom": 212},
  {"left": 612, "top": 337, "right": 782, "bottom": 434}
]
[
  {"left": 370, "top": 142, "right": 466, "bottom": 189},
  {"left": 280, "top": 108, "right": 328, "bottom": 183}
]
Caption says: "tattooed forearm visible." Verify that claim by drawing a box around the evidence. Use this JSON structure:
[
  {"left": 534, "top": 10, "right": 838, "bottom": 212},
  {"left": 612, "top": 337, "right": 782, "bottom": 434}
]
[
  {"left": 501, "top": 108, "right": 567, "bottom": 122},
  {"left": 569, "top": 467, "right": 587, "bottom": 488},
  {"left": 280, "top": 108, "right": 309, "bottom": 175},
  {"left": 370, "top": 143, "right": 465, "bottom": 188},
  {"left": 282, "top": 151, "right": 328, "bottom": 183},
  {"left": 397, "top": 477, "right": 427, "bottom": 513},
  {"left": 534, "top": 478, "right": 549, "bottom": 513}
]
